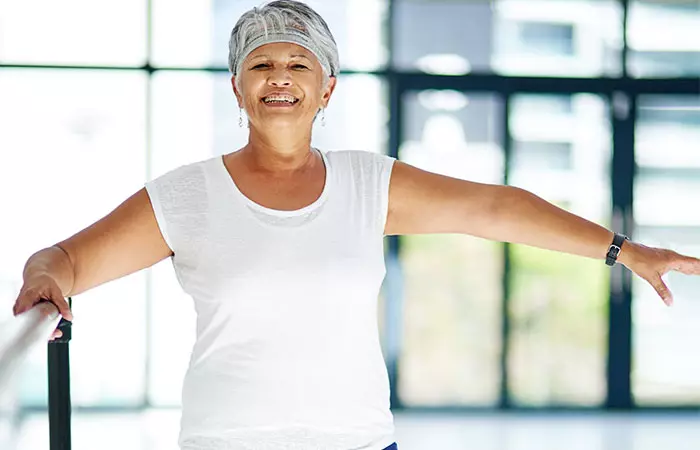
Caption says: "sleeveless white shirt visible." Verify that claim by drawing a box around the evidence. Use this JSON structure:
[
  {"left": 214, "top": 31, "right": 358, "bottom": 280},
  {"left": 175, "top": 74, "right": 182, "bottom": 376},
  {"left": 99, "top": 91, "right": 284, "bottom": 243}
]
[{"left": 144, "top": 149, "right": 397, "bottom": 450}]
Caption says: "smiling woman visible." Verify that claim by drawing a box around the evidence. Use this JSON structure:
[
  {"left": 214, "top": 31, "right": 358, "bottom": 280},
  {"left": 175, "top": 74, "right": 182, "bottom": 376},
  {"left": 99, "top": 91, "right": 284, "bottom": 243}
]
[
  {"left": 228, "top": 1, "right": 339, "bottom": 140},
  {"left": 145, "top": 2, "right": 398, "bottom": 450},
  {"left": 234, "top": 42, "right": 335, "bottom": 130}
]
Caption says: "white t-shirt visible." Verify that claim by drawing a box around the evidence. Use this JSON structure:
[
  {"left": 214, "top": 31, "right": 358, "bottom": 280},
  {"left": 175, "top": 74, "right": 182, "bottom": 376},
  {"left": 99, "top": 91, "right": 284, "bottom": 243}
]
[{"left": 145, "top": 149, "right": 397, "bottom": 450}]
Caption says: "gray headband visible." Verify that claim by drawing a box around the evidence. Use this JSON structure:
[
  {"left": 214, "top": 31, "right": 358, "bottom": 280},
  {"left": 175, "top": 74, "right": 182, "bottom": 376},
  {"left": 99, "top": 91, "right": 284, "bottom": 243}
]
[{"left": 234, "top": 28, "right": 336, "bottom": 78}]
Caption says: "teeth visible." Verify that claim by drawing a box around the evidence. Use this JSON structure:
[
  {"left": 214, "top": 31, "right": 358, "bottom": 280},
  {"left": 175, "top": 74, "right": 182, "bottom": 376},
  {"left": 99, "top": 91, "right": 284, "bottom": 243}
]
[{"left": 263, "top": 95, "right": 297, "bottom": 104}]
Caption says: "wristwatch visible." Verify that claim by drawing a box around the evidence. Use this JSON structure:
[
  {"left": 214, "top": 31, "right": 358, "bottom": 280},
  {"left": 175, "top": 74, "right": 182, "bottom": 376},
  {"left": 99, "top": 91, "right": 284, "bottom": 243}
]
[{"left": 605, "top": 233, "right": 628, "bottom": 267}]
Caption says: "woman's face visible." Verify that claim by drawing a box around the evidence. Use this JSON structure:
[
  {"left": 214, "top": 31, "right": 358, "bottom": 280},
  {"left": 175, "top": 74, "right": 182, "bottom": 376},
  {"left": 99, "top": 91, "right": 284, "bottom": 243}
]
[{"left": 232, "top": 42, "right": 336, "bottom": 131}]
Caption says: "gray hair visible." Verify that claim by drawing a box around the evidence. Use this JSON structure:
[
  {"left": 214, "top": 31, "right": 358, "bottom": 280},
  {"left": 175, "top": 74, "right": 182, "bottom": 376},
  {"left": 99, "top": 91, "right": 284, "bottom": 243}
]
[{"left": 228, "top": 1, "right": 339, "bottom": 91}]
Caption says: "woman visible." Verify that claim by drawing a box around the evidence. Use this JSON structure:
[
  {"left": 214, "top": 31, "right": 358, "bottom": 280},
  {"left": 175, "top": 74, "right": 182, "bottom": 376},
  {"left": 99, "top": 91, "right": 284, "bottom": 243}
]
[{"left": 11, "top": 1, "right": 700, "bottom": 449}]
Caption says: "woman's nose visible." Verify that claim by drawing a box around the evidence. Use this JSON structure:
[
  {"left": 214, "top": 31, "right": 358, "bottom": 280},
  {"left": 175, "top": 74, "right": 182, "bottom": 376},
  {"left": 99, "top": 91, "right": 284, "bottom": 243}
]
[{"left": 267, "top": 68, "right": 292, "bottom": 87}]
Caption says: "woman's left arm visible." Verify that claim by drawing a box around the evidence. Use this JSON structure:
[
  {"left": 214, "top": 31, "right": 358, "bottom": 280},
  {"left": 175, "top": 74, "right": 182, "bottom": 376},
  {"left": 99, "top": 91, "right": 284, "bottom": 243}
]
[{"left": 385, "top": 160, "right": 700, "bottom": 306}]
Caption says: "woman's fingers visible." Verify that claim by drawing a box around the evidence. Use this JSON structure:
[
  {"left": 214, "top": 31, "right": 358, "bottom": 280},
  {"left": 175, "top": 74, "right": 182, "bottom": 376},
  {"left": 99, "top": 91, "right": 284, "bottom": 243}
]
[
  {"left": 676, "top": 255, "right": 700, "bottom": 276},
  {"left": 15, "top": 295, "right": 72, "bottom": 322},
  {"left": 50, "top": 289, "right": 73, "bottom": 322},
  {"left": 634, "top": 250, "right": 700, "bottom": 307},
  {"left": 49, "top": 329, "right": 63, "bottom": 341},
  {"left": 12, "top": 278, "right": 73, "bottom": 342},
  {"left": 648, "top": 273, "right": 673, "bottom": 306},
  {"left": 12, "top": 274, "right": 73, "bottom": 321}
]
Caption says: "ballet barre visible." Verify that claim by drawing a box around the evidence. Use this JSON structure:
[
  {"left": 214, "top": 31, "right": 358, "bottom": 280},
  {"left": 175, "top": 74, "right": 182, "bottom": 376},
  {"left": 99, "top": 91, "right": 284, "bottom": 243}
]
[{"left": 0, "top": 299, "right": 73, "bottom": 450}]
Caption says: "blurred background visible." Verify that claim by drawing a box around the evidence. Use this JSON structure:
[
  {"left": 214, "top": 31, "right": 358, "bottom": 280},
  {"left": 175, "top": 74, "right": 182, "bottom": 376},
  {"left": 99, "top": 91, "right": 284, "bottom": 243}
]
[{"left": 0, "top": 0, "right": 699, "bottom": 449}]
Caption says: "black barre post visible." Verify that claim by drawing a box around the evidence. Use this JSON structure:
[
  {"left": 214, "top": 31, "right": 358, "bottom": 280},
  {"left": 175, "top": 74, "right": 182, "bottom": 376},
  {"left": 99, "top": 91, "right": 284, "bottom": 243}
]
[{"left": 47, "top": 297, "right": 72, "bottom": 450}]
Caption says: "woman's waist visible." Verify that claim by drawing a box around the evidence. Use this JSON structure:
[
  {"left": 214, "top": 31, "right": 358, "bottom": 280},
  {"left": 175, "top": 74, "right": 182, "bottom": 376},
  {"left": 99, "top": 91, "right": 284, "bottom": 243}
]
[
  {"left": 181, "top": 364, "right": 390, "bottom": 409},
  {"left": 188, "top": 331, "right": 386, "bottom": 377}
]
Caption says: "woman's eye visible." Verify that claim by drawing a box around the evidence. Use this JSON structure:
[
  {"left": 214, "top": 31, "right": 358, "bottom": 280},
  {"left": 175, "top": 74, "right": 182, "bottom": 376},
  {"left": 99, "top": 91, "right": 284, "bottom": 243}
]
[{"left": 250, "top": 63, "right": 306, "bottom": 70}]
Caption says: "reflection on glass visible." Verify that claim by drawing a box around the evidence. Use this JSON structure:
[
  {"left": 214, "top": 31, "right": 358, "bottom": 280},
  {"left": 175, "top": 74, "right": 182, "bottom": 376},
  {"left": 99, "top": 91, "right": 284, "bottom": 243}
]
[
  {"left": 0, "top": 0, "right": 146, "bottom": 66},
  {"left": 149, "top": 71, "right": 387, "bottom": 405},
  {"left": 508, "top": 94, "right": 611, "bottom": 406},
  {"left": 394, "top": 0, "right": 622, "bottom": 77},
  {"left": 633, "top": 95, "right": 700, "bottom": 405},
  {"left": 399, "top": 93, "right": 504, "bottom": 406},
  {"left": 0, "top": 69, "right": 148, "bottom": 407},
  {"left": 628, "top": 1, "right": 700, "bottom": 77},
  {"left": 151, "top": 0, "right": 388, "bottom": 70}
]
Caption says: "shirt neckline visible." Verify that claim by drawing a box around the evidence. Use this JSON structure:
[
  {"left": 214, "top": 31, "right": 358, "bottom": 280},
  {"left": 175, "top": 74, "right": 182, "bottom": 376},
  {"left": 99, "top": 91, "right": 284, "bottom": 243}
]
[{"left": 217, "top": 148, "right": 331, "bottom": 218}]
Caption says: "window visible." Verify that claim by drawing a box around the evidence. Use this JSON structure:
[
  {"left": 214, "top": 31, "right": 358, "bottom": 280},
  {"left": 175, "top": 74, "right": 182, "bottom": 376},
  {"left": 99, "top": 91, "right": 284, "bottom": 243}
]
[
  {"left": 398, "top": 92, "right": 505, "bottom": 406},
  {"left": 508, "top": 94, "right": 612, "bottom": 406},
  {"left": 0, "top": 69, "right": 148, "bottom": 407},
  {"left": 0, "top": 0, "right": 147, "bottom": 66},
  {"left": 632, "top": 95, "right": 700, "bottom": 405},
  {"left": 627, "top": 0, "right": 700, "bottom": 77},
  {"left": 394, "top": 0, "right": 622, "bottom": 77}
]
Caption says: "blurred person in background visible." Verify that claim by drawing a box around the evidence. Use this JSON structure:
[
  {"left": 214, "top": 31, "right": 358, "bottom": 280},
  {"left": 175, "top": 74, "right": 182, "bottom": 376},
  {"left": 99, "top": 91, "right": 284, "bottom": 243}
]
[{"left": 9, "top": 1, "right": 700, "bottom": 449}]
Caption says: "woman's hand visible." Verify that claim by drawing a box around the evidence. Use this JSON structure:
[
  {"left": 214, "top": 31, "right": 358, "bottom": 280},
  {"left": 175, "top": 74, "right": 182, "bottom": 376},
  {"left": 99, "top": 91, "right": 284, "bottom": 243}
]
[
  {"left": 620, "top": 241, "right": 700, "bottom": 306},
  {"left": 13, "top": 274, "right": 73, "bottom": 341}
]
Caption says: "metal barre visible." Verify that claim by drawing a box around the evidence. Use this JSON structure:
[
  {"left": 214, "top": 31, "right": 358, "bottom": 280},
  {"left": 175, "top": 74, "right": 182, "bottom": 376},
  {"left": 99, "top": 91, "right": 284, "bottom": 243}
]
[{"left": 0, "top": 299, "right": 73, "bottom": 450}]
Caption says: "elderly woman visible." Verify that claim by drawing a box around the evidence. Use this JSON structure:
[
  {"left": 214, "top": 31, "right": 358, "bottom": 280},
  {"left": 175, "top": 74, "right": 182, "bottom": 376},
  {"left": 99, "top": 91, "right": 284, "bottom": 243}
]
[{"left": 11, "top": 1, "right": 700, "bottom": 449}]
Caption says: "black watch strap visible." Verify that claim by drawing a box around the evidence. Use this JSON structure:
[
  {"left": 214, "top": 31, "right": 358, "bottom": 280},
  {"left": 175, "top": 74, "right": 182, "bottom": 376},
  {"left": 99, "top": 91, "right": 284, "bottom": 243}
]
[{"left": 605, "top": 233, "right": 628, "bottom": 266}]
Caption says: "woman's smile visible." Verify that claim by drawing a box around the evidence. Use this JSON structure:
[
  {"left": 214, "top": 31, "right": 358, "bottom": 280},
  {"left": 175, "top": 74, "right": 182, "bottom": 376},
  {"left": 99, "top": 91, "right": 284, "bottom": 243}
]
[{"left": 261, "top": 93, "right": 300, "bottom": 108}]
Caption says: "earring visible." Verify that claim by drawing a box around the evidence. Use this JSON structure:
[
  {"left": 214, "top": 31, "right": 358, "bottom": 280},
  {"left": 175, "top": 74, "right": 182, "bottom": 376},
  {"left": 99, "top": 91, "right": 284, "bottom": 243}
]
[
  {"left": 239, "top": 108, "right": 244, "bottom": 128},
  {"left": 321, "top": 108, "right": 326, "bottom": 127}
]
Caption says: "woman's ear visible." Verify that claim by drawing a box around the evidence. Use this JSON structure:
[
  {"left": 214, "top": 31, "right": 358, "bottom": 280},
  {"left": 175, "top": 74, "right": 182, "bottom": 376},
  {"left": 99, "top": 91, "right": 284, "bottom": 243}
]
[
  {"left": 231, "top": 75, "right": 243, "bottom": 107},
  {"left": 321, "top": 76, "right": 338, "bottom": 108}
]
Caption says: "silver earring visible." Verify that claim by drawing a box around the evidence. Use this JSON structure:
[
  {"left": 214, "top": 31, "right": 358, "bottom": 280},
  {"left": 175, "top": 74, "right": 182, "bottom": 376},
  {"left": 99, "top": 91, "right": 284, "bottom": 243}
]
[
  {"left": 239, "top": 108, "right": 244, "bottom": 128},
  {"left": 321, "top": 108, "right": 326, "bottom": 127}
]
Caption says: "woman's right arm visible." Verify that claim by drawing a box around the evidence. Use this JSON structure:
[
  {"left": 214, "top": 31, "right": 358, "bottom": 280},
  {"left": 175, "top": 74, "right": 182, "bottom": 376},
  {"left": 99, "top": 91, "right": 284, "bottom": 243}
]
[{"left": 13, "top": 188, "right": 173, "bottom": 320}]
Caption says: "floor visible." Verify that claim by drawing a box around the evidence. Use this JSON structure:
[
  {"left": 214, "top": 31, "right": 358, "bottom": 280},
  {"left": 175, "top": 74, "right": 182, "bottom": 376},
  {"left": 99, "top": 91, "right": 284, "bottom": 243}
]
[{"left": 3, "top": 410, "right": 700, "bottom": 449}]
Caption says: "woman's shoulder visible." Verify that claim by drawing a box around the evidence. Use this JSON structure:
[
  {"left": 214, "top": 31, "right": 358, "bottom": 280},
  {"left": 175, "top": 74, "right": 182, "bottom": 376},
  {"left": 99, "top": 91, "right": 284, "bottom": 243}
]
[
  {"left": 324, "top": 149, "right": 388, "bottom": 156},
  {"left": 324, "top": 149, "right": 396, "bottom": 166},
  {"left": 148, "top": 156, "right": 217, "bottom": 186},
  {"left": 144, "top": 157, "right": 218, "bottom": 213}
]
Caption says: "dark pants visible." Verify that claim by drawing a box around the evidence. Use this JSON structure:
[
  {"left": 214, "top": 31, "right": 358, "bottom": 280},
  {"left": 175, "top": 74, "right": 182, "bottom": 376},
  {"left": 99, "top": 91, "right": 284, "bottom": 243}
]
[{"left": 383, "top": 444, "right": 398, "bottom": 450}]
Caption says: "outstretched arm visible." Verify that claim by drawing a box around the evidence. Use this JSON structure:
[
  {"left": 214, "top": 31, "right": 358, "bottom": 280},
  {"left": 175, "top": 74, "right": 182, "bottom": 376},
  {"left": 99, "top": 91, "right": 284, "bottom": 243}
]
[{"left": 385, "top": 160, "right": 700, "bottom": 305}]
